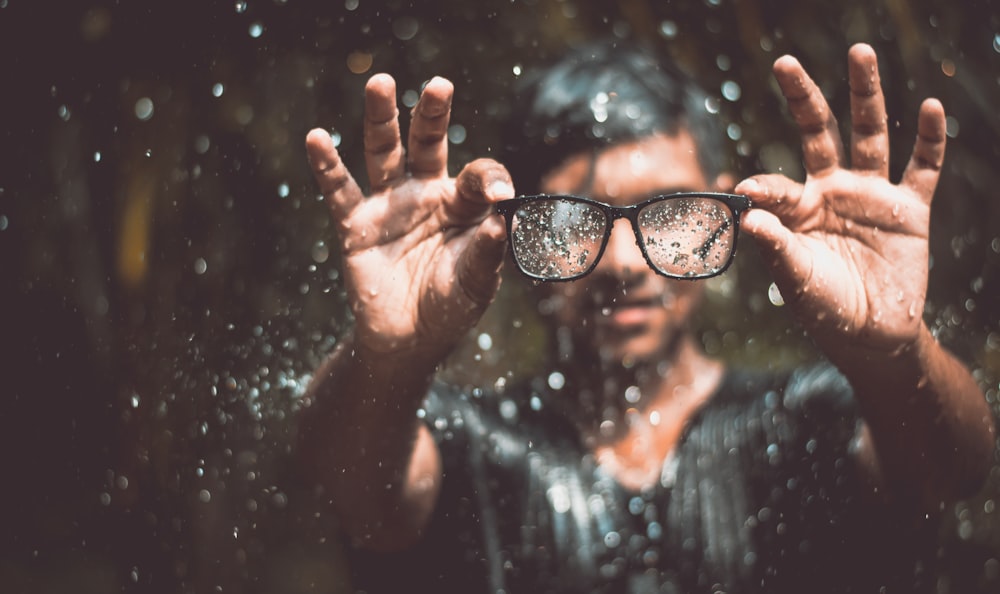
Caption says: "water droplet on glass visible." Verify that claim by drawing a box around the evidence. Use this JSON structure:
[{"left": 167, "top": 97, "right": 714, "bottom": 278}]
[
  {"left": 194, "top": 258, "right": 208, "bottom": 275},
  {"left": 277, "top": 182, "right": 290, "bottom": 198},
  {"left": 235, "top": 0, "right": 247, "bottom": 13},
  {"left": 994, "top": 33, "right": 1000, "bottom": 54},
  {"left": 248, "top": 22, "right": 263, "bottom": 38},
  {"left": 212, "top": 83, "right": 225, "bottom": 97},
  {"left": 548, "top": 371, "right": 566, "bottom": 390},
  {"left": 134, "top": 97, "right": 154, "bottom": 121},
  {"left": 93, "top": 151, "right": 102, "bottom": 162},
  {"left": 57, "top": 104, "right": 71, "bottom": 121},
  {"left": 704, "top": 96, "right": 720, "bottom": 114},
  {"left": 199, "top": 489, "right": 212, "bottom": 503},
  {"left": 512, "top": 64, "right": 522, "bottom": 77},
  {"left": 345, "top": 0, "right": 359, "bottom": 10},
  {"left": 624, "top": 385, "right": 641, "bottom": 404}
]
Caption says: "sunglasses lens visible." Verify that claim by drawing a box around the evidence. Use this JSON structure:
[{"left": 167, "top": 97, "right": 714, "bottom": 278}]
[
  {"left": 509, "top": 198, "right": 606, "bottom": 280},
  {"left": 638, "top": 197, "right": 736, "bottom": 278}
]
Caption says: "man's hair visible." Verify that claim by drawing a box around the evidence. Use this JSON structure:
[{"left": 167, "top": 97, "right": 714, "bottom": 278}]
[{"left": 503, "top": 40, "right": 726, "bottom": 192}]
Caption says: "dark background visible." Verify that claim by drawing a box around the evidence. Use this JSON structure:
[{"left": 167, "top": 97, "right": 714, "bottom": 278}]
[{"left": 1, "top": 0, "right": 999, "bottom": 592}]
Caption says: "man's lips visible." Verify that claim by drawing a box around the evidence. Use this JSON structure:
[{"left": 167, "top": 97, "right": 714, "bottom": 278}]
[{"left": 593, "top": 297, "right": 660, "bottom": 327}]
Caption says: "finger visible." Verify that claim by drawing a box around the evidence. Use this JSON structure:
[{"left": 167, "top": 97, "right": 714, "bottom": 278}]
[
  {"left": 848, "top": 43, "right": 890, "bottom": 176},
  {"left": 305, "top": 128, "right": 364, "bottom": 220},
  {"left": 734, "top": 174, "right": 805, "bottom": 222},
  {"left": 741, "top": 207, "right": 813, "bottom": 303},
  {"left": 452, "top": 158, "right": 515, "bottom": 224},
  {"left": 455, "top": 215, "right": 507, "bottom": 309},
  {"left": 901, "top": 98, "right": 946, "bottom": 204},
  {"left": 773, "top": 54, "right": 844, "bottom": 176},
  {"left": 364, "top": 74, "right": 406, "bottom": 191},
  {"left": 407, "top": 77, "right": 453, "bottom": 177}
]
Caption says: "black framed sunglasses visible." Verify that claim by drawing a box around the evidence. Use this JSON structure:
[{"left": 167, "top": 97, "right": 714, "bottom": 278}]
[{"left": 495, "top": 192, "right": 751, "bottom": 281}]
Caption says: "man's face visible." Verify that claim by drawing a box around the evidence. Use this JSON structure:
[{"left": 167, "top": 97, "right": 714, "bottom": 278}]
[{"left": 539, "top": 131, "right": 719, "bottom": 367}]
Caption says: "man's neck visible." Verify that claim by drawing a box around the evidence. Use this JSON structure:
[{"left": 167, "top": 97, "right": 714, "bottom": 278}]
[{"left": 566, "top": 333, "right": 724, "bottom": 449}]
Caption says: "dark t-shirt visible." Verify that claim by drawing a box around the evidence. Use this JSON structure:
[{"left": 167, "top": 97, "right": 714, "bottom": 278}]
[{"left": 348, "top": 364, "right": 936, "bottom": 593}]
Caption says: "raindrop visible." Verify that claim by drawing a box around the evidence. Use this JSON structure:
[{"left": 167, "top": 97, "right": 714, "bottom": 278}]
[
  {"left": 311, "top": 241, "right": 329, "bottom": 263},
  {"left": 721, "top": 80, "right": 741, "bottom": 101},
  {"left": 249, "top": 22, "right": 263, "bottom": 38},
  {"left": 448, "top": 124, "right": 467, "bottom": 145},
  {"left": 212, "top": 83, "right": 225, "bottom": 97},
  {"left": 477, "top": 332, "right": 493, "bottom": 351},
  {"left": 994, "top": 33, "right": 1000, "bottom": 54},
  {"left": 194, "top": 258, "right": 208, "bottom": 275},
  {"left": 235, "top": 0, "right": 247, "bottom": 13},
  {"left": 392, "top": 16, "right": 419, "bottom": 41},
  {"left": 194, "top": 135, "right": 211, "bottom": 154},
  {"left": 0, "top": 215, "right": 7, "bottom": 231},
  {"left": 548, "top": 371, "right": 566, "bottom": 390},
  {"left": 726, "top": 123, "right": 742, "bottom": 141},
  {"left": 945, "top": 116, "right": 959, "bottom": 138},
  {"left": 93, "top": 151, "right": 102, "bottom": 162},
  {"left": 199, "top": 489, "right": 212, "bottom": 503},
  {"left": 57, "top": 104, "right": 71, "bottom": 121},
  {"left": 659, "top": 20, "right": 678, "bottom": 39},
  {"left": 345, "top": 0, "right": 358, "bottom": 10},
  {"left": 624, "top": 385, "right": 641, "bottom": 404},
  {"left": 402, "top": 89, "right": 419, "bottom": 108},
  {"left": 704, "top": 97, "right": 720, "bottom": 114},
  {"left": 716, "top": 54, "right": 731, "bottom": 72},
  {"left": 512, "top": 64, "right": 522, "bottom": 76},
  {"left": 767, "top": 282, "right": 784, "bottom": 306},
  {"left": 278, "top": 182, "right": 290, "bottom": 198},
  {"left": 134, "top": 97, "right": 154, "bottom": 121},
  {"left": 331, "top": 130, "right": 342, "bottom": 147}
]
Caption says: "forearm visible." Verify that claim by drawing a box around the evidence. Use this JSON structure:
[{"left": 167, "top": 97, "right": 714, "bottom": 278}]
[
  {"left": 296, "top": 333, "right": 443, "bottom": 550},
  {"left": 832, "top": 324, "right": 995, "bottom": 508}
]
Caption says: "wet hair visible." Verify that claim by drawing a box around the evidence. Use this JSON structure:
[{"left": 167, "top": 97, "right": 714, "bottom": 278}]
[{"left": 503, "top": 40, "right": 726, "bottom": 193}]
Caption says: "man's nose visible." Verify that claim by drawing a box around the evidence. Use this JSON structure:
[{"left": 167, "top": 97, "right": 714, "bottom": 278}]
[{"left": 596, "top": 218, "right": 647, "bottom": 276}]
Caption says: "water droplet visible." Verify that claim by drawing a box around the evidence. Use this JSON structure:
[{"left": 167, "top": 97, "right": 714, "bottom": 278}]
[
  {"left": 721, "top": 80, "right": 741, "bottom": 101},
  {"left": 194, "top": 257, "right": 208, "bottom": 275},
  {"left": 477, "top": 332, "right": 493, "bottom": 351},
  {"left": 311, "top": 241, "right": 329, "bottom": 264},
  {"left": 248, "top": 22, "right": 263, "bottom": 38},
  {"left": 994, "top": 34, "right": 1000, "bottom": 54},
  {"left": 345, "top": 0, "right": 359, "bottom": 10},
  {"left": 278, "top": 182, "right": 290, "bottom": 198},
  {"left": 767, "top": 282, "right": 784, "bottom": 306},
  {"left": 547, "top": 371, "right": 566, "bottom": 390},
  {"left": 134, "top": 97, "right": 154, "bottom": 121},
  {"left": 235, "top": 0, "right": 247, "bottom": 13},
  {"left": 0, "top": 215, "right": 8, "bottom": 231},
  {"left": 659, "top": 20, "right": 678, "bottom": 39},
  {"left": 57, "top": 104, "right": 71, "bottom": 121},
  {"left": 93, "top": 151, "right": 102, "bottom": 162},
  {"left": 391, "top": 16, "right": 419, "bottom": 41},
  {"left": 448, "top": 124, "right": 467, "bottom": 145},
  {"left": 212, "top": 83, "right": 225, "bottom": 97},
  {"left": 199, "top": 489, "right": 212, "bottom": 503}
]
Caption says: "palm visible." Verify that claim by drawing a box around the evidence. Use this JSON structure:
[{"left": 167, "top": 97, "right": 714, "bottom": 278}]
[
  {"left": 306, "top": 75, "right": 511, "bottom": 358},
  {"left": 739, "top": 44, "right": 945, "bottom": 353}
]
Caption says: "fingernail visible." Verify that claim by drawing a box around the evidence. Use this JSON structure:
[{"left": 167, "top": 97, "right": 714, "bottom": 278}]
[
  {"left": 735, "top": 178, "right": 758, "bottom": 194},
  {"left": 488, "top": 180, "right": 515, "bottom": 199}
]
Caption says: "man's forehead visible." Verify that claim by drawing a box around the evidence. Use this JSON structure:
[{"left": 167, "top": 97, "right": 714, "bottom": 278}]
[{"left": 540, "top": 132, "right": 709, "bottom": 199}]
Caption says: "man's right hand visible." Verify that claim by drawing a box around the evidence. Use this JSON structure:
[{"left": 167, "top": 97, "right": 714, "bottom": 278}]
[{"left": 305, "top": 74, "right": 513, "bottom": 362}]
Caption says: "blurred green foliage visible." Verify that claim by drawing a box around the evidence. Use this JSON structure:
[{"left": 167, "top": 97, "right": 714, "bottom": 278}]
[{"left": 1, "top": 0, "right": 999, "bottom": 592}]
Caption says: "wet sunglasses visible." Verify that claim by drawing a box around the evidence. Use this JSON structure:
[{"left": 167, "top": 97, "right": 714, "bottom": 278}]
[{"left": 495, "top": 192, "right": 751, "bottom": 281}]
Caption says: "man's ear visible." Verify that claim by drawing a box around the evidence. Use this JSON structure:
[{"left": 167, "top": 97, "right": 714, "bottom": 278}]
[{"left": 712, "top": 173, "right": 737, "bottom": 193}]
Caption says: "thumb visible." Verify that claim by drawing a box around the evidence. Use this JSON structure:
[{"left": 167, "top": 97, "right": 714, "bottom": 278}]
[{"left": 455, "top": 215, "right": 508, "bottom": 309}]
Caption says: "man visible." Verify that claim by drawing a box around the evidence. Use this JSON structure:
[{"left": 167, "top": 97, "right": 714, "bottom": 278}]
[{"left": 297, "top": 41, "right": 995, "bottom": 593}]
